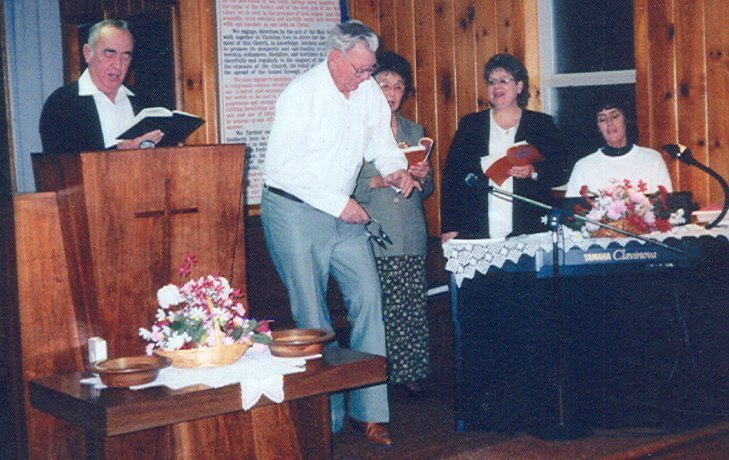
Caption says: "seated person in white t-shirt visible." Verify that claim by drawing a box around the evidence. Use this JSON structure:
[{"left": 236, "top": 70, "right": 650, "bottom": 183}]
[
  {"left": 40, "top": 19, "right": 163, "bottom": 154},
  {"left": 565, "top": 98, "right": 672, "bottom": 197}
]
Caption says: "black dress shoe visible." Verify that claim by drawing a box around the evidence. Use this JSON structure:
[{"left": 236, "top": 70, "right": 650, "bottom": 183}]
[{"left": 350, "top": 419, "right": 394, "bottom": 447}]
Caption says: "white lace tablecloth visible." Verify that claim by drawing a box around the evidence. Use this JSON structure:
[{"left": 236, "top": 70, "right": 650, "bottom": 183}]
[
  {"left": 82, "top": 348, "right": 319, "bottom": 410},
  {"left": 443, "top": 224, "right": 729, "bottom": 287}
]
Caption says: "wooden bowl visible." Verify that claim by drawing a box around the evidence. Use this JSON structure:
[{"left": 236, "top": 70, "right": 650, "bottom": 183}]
[
  {"left": 269, "top": 328, "right": 335, "bottom": 358},
  {"left": 88, "top": 355, "right": 171, "bottom": 388}
]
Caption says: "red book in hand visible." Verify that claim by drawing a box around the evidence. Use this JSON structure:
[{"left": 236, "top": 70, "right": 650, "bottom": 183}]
[
  {"left": 484, "top": 142, "right": 544, "bottom": 186},
  {"left": 402, "top": 137, "right": 434, "bottom": 167}
]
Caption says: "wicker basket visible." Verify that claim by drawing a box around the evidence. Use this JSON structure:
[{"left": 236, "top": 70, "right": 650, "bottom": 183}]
[
  {"left": 590, "top": 219, "right": 647, "bottom": 238},
  {"left": 154, "top": 340, "right": 251, "bottom": 368}
]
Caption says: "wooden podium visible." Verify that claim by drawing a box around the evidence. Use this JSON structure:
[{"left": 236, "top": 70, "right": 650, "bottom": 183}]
[
  {"left": 12, "top": 145, "right": 248, "bottom": 458},
  {"left": 31, "top": 145, "right": 248, "bottom": 358}
]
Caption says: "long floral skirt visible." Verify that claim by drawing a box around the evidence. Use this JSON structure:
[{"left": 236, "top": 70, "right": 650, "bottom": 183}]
[{"left": 375, "top": 255, "right": 431, "bottom": 384}]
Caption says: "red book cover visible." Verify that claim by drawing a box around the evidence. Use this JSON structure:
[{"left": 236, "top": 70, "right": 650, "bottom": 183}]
[
  {"left": 403, "top": 137, "right": 434, "bottom": 167},
  {"left": 484, "top": 142, "right": 543, "bottom": 186}
]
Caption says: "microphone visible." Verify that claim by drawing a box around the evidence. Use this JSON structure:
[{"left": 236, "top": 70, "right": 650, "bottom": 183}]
[
  {"left": 464, "top": 173, "right": 491, "bottom": 189},
  {"left": 662, "top": 143, "right": 697, "bottom": 166},
  {"left": 662, "top": 143, "right": 729, "bottom": 229}
]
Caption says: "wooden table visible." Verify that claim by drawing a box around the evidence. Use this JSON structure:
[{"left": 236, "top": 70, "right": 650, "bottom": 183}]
[{"left": 29, "top": 348, "right": 385, "bottom": 459}]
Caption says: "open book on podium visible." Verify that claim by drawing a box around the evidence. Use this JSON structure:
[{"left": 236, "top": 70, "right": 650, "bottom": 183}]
[
  {"left": 484, "top": 141, "right": 543, "bottom": 185},
  {"left": 117, "top": 107, "right": 205, "bottom": 147},
  {"left": 402, "top": 137, "right": 434, "bottom": 167}
]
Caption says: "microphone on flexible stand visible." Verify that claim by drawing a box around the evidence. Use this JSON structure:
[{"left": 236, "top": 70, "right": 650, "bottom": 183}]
[
  {"left": 662, "top": 143, "right": 729, "bottom": 229},
  {"left": 464, "top": 172, "right": 492, "bottom": 189}
]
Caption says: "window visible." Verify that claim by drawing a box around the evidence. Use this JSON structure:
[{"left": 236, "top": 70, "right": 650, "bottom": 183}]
[{"left": 538, "top": 0, "right": 635, "bottom": 157}]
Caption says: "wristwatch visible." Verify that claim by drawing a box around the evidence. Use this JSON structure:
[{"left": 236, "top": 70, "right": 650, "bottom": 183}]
[{"left": 530, "top": 171, "right": 538, "bottom": 180}]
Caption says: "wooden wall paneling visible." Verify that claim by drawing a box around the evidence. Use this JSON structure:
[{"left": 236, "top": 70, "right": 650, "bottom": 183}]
[
  {"left": 378, "top": 0, "right": 397, "bottom": 50},
  {"left": 349, "top": 0, "right": 380, "bottom": 34},
  {"left": 453, "top": 0, "right": 478, "bottom": 121},
  {"left": 61, "top": 22, "right": 82, "bottom": 83},
  {"left": 674, "top": 0, "right": 709, "bottom": 204},
  {"left": 413, "top": 0, "right": 441, "bottom": 234},
  {"left": 177, "top": 0, "right": 219, "bottom": 145},
  {"left": 393, "top": 0, "right": 416, "bottom": 118},
  {"left": 495, "top": 0, "right": 523, "bottom": 59},
  {"left": 634, "top": 0, "right": 651, "bottom": 163},
  {"left": 473, "top": 1, "right": 497, "bottom": 112},
  {"left": 704, "top": 0, "right": 729, "bottom": 206},
  {"left": 432, "top": 1, "right": 458, "bottom": 176},
  {"left": 522, "top": 0, "right": 540, "bottom": 110},
  {"left": 645, "top": 1, "right": 679, "bottom": 185}
]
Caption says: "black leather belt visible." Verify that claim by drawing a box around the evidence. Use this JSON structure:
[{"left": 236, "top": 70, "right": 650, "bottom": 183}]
[{"left": 265, "top": 185, "right": 303, "bottom": 203}]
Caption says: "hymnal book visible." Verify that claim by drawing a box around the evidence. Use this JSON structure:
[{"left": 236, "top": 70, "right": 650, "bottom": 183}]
[
  {"left": 402, "top": 137, "right": 434, "bottom": 167},
  {"left": 117, "top": 107, "right": 205, "bottom": 147},
  {"left": 484, "top": 141, "right": 544, "bottom": 186}
]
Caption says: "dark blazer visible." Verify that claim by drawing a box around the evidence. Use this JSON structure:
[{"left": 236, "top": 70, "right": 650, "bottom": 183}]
[
  {"left": 39, "top": 81, "right": 144, "bottom": 154},
  {"left": 441, "top": 109, "right": 570, "bottom": 237}
]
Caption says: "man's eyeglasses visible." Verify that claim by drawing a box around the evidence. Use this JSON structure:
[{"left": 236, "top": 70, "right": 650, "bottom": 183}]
[
  {"left": 365, "top": 219, "right": 392, "bottom": 249},
  {"left": 341, "top": 51, "right": 378, "bottom": 78},
  {"left": 487, "top": 77, "right": 515, "bottom": 86}
]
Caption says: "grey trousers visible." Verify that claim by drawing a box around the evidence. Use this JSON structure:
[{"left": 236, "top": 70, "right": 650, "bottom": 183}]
[{"left": 261, "top": 188, "right": 389, "bottom": 429}]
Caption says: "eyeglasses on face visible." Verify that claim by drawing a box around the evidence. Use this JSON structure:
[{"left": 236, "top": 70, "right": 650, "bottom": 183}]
[
  {"left": 364, "top": 219, "right": 392, "bottom": 249},
  {"left": 487, "top": 77, "right": 515, "bottom": 86},
  {"left": 378, "top": 81, "right": 405, "bottom": 93},
  {"left": 341, "top": 51, "right": 378, "bottom": 77}
]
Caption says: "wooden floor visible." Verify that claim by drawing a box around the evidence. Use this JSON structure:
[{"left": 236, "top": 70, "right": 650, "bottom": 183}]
[
  {"left": 333, "top": 385, "right": 729, "bottom": 459},
  {"left": 331, "top": 293, "right": 729, "bottom": 459}
]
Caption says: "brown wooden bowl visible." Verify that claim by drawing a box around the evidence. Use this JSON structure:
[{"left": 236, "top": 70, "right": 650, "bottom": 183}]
[
  {"left": 87, "top": 355, "right": 172, "bottom": 388},
  {"left": 269, "top": 328, "right": 336, "bottom": 358}
]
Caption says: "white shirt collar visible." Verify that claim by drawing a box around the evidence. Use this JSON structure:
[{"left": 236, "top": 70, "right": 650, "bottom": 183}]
[{"left": 77, "top": 68, "right": 135, "bottom": 98}]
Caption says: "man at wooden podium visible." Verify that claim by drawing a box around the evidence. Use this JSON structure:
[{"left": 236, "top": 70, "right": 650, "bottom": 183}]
[
  {"left": 39, "top": 19, "right": 163, "bottom": 154},
  {"left": 261, "top": 20, "right": 420, "bottom": 447}
]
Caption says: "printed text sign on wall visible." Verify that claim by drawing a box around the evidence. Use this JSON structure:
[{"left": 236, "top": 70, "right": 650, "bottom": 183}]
[{"left": 216, "top": 0, "right": 341, "bottom": 205}]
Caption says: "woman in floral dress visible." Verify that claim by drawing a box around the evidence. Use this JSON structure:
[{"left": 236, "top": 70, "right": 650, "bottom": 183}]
[{"left": 353, "top": 51, "right": 432, "bottom": 394}]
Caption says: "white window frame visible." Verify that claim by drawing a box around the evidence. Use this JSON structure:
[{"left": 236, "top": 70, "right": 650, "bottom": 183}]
[{"left": 537, "top": 0, "right": 636, "bottom": 117}]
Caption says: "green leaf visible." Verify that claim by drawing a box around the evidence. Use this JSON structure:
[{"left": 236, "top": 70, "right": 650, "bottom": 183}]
[{"left": 252, "top": 334, "right": 272, "bottom": 344}]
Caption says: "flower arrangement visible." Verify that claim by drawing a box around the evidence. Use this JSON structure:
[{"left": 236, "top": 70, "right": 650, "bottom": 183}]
[
  {"left": 571, "top": 179, "right": 683, "bottom": 237},
  {"left": 139, "top": 255, "right": 271, "bottom": 356}
]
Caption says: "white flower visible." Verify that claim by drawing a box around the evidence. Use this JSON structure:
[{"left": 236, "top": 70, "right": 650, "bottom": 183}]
[
  {"left": 187, "top": 306, "right": 208, "bottom": 321},
  {"left": 165, "top": 332, "right": 189, "bottom": 351},
  {"left": 155, "top": 308, "right": 167, "bottom": 322},
  {"left": 139, "top": 327, "right": 152, "bottom": 340},
  {"left": 157, "top": 284, "right": 184, "bottom": 309},
  {"left": 217, "top": 276, "right": 232, "bottom": 295},
  {"left": 669, "top": 208, "right": 686, "bottom": 225}
]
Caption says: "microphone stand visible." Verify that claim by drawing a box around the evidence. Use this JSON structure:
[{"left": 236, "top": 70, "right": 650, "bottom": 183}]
[
  {"left": 662, "top": 144, "right": 729, "bottom": 229},
  {"left": 481, "top": 184, "right": 684, "bottom": 440}
]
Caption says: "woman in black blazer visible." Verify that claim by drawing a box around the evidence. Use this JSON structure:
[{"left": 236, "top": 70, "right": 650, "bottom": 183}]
[{"left": 440, "top": 54, "right": 569, "bottom": 241}]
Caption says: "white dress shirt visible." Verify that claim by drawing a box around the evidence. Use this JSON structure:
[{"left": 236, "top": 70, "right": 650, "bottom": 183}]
[
  {"left": 78, "top": 69, "right": 135, "bottom": 148},
  {"left": 479, "top": 111, "right": 517, "bottom": 238},
  {"left": 264, "top": 60, "right": 407, "bottom": 217}
]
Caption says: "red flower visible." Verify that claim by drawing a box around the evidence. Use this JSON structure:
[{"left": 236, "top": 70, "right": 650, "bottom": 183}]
[
  {"left": 255, "top": 319, "right": 273, "bottom": 333},
  {"left": 179, "top": 254, "right": 199, "bottom": 277}
]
